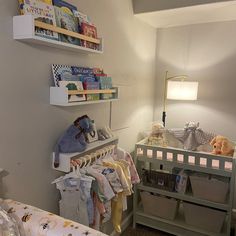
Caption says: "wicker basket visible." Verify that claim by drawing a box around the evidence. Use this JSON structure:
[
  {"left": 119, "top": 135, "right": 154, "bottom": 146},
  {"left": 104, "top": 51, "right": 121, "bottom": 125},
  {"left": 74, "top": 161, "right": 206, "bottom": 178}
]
[
  {"left": 142, "top": 169, "right": 177, "bottom": 191},
  {"left": 141, "top": 191, "right": 179, "bottom": 220}
]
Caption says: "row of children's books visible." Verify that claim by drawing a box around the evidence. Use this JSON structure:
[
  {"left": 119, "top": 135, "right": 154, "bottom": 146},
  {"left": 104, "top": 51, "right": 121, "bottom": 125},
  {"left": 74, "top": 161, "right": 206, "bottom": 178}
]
[
  {"left": 52, "top": 64, "right": 113, "bottom": 102},
  {"left": 18, "top": 0, "right": 99, "bottom": 50}
]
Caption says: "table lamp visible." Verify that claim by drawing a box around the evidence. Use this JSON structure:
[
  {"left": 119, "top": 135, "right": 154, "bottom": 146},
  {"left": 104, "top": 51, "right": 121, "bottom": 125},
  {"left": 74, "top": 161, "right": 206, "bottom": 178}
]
[{"left": 162, "top": 71, "right": 198, "bottom": 127}]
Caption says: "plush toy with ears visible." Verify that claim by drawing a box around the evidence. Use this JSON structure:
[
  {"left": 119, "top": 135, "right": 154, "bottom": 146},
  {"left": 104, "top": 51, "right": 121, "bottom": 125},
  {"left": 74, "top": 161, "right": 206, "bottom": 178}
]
[
  {"left": 147, "top": 122, "right": 167, "bottom": 147},
  {"left": 54, "top": 115, "right": 95, "bottom": 168},
  {"left": 210, "top": 135, "right": 235, "bottom": 157}
]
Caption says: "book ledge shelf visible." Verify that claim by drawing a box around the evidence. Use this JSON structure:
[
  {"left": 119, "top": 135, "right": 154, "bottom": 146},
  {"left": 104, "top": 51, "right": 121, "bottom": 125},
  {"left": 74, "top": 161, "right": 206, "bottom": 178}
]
[
  {"left": 50, "top": 86, "right": 119, "bottom": 106},
  {"left": 52, "top": 136, "right": 118, "bottom": 172},
  {"left": 13, "top": 15, "right": 104, "bottom": 54}
]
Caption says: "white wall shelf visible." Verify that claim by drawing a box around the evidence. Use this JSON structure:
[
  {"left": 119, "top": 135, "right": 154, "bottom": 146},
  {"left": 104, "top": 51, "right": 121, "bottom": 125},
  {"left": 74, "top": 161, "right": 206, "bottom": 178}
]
[
  {"left": 52, "top": 136, "right": 118, "bottom": 172},
  {"left": 13, "top": 15, "right": 103, "bottom": 54},
  {"left": 50, "top": 86, "right": 119, "bottom": 106}
]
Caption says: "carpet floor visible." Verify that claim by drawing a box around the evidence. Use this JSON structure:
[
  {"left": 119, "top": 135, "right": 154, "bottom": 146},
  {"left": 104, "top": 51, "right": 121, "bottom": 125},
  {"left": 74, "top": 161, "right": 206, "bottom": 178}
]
[{"left": 122, "top": 225, "right": 173, "bottom": 236}]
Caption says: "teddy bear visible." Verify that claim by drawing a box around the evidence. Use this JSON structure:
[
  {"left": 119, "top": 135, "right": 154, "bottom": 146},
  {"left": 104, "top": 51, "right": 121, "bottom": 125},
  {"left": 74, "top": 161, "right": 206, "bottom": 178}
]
[
  {"left": 147, "top": 122, "right": 167, "bottom": 147},
  {"left": 210, "top": 135, "right": 235, "bottom": 157}
]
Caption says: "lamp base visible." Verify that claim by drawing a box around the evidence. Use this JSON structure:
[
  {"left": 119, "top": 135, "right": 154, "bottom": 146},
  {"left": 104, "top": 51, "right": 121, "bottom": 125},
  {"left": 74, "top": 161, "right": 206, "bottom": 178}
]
[{"left": 162, "top": 111, "right": 166, "bottom": 127}]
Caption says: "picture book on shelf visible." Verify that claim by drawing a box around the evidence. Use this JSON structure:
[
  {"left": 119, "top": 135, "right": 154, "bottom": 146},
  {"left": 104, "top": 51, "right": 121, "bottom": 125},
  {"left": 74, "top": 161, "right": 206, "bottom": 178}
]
[
  {"left": 97, "top": 76, "right": 113, "bottom": 100},
  {"left": 71, "top": 66, "right": 94, "bottom": 75},
  {"left": 52, "top": 64, "right": 79, "bottom": 86},
  {"left": 81, "top": 22, "right": 99, "bottom": 50},
  {"left": 59, "top": 81, "right": 85, "bottom": 102},
  {"left": 19, "top": 0, "right": 52, "bottom": 10},
  {"left": 18, "top": 0, "right": 58, "bottom": 40},
  {"left": 73, "top": 10, "right": 90, "bottom": 33},
  {"left": 71, "top": 66, "right": 96, "bottom": 83},
  {"left": 83, "top": 82, "right": 100, "bottom": 101},
  {"left": 54, "top": 6, "right": 80, "bottom": 45},
  {"left": 53, "top": 0, "right": 77, "bottom": 15}
]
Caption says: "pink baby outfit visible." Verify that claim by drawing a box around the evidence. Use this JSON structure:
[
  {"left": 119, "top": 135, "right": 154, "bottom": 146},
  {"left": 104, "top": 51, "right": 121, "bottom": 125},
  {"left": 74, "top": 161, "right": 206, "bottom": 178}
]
[{"left": 116, "top": 147, "right": 140, "bottom": 184}]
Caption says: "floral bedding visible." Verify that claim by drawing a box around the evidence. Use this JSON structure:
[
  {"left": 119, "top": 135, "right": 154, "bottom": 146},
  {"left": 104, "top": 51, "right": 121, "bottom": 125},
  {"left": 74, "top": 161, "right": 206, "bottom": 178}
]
[{"left": 0, "top": 199, "right": 107, "bottom": 236}]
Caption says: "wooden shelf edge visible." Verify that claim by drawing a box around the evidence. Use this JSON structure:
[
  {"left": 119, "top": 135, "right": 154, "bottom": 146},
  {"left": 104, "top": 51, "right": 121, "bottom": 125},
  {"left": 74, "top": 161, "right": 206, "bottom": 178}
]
[
  {"left": 35, "top": 20, "right": 100, "bottom": 44},
  {"left": 13, "top": 15, "right": 103, "bottom": 54},
  {"left": 68, "top": 89, "right": 116, "bottom": 95},
  {"left": 50, "top": 87, "right": 119, "bottom": 106}
]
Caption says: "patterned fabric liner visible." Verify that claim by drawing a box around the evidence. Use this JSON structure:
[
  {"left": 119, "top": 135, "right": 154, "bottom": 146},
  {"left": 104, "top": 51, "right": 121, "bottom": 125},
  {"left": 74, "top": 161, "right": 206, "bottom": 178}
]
[{"left": 0, "top": 199, "right": 107, "bottom": 236}]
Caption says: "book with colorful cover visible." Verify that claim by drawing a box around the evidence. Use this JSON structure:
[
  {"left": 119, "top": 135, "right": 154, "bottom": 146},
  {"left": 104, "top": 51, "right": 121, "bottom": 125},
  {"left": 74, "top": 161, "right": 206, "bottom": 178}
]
[
  {"left": 19, "top": 0, "right": 52, "bottom": 13},
  {"left": 83, "top": 82, "right": 100, "bottom": 101},
  {"left": 71, "top": 66, "right": 94, "bottom": 75},
  {"left": 54, "top": 6, "right": 80, "bottom": 45},
  {"left": 97, "top": 76, "right": 113, "bottom": 100},
  {"left": 52, "top": 64, "right": 79, "bottom": 86},
  {"left": 73, "top": 10, "right": 90, "bottom": 34},
  {"left": 81, "top": 22, "right": 98, "bottom": 50},
  {"left": 53, "top": 0, "right": 77, "bottom": 15},
  {"left": 59, "top": 81, "right": 85, "bottom": 102},
  {"left": 71, "top": 66, "right": 95, "bottom": 83},
  {"left": 19, "top": 0, "right": 58, "bottom": 40}
]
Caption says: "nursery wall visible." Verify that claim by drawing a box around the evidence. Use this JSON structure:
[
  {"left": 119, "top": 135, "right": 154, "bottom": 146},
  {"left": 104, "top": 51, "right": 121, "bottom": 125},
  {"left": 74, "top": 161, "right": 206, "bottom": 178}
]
[
  {"left": 132, "top": 0, "right": 232, "bottom": 14},
  {"left": 154, "top": 20, "right": 236, "bottom": 141},
  {"left": 0, "top": 0, "right": 156, "bottom": 220}
]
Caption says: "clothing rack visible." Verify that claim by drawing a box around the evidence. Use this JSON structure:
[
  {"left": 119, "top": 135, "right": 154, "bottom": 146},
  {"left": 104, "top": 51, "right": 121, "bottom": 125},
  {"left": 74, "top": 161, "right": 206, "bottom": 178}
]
[
  {"left": 70, "top": 144, "right": 116, "bottom": 169},
  {"left": 52, "top": 137, "right": 119, "bottom": 172}
]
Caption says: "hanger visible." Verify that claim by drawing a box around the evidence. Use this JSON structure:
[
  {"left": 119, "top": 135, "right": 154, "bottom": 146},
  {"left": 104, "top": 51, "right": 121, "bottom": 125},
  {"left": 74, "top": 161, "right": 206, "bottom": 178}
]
[
  {"left": 103, "top": 146, "right": 115, "bottom": 163},
  {"left": 86, "top": 154, "right": 92, "bottom": 167}
]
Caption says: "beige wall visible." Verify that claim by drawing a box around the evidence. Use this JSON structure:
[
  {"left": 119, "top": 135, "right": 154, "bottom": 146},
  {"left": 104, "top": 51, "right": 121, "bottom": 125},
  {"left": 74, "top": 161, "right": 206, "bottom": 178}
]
[
  {"left": 132, "top": 0, "right": 233, "bottom": 14},
  {"left": 154, "top": 21, "right": 236, "bottom": 140},
  {"left": 0, "top": 0, "right": 156, "bottom": 216}
]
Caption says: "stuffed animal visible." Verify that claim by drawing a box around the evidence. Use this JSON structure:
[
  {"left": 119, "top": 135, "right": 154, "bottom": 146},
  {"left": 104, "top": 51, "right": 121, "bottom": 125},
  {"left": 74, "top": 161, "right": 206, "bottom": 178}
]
[
  {"left": 147, "top": 122, "right": 167, "bottom": 147},
  {"left": 210, "top": 135, "right": 235, "bottom": 157},
  {"left": 54, "top": 115, "right": 95, "bottom": 168},
  {"left": 168, "top": 122, "right": 215, "bottom": 151}
]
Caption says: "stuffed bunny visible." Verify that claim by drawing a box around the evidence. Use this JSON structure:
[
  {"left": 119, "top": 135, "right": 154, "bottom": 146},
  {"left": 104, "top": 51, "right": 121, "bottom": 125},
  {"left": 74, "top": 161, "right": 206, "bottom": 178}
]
[{"left": 54, "top": 115, "right": 94, "bottom": 168}]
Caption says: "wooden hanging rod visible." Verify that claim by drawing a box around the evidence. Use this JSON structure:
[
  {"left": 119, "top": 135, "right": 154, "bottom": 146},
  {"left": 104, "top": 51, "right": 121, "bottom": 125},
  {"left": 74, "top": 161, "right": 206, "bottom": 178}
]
[
  {"left": 34, "top": 20, "right": 100, "bottom": 44},
  {"left": 70, "top": 144, "right": 116, "bottom": 167},
  {"left": 68, "top": 89, "right": 116, "bottom": 95}
]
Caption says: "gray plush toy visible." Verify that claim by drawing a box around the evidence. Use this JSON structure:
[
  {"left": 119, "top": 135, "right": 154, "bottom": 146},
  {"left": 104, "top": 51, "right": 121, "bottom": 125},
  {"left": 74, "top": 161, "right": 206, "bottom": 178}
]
[
  {"left": 168, "top": 122, "right": 215, "bottom": 151},
  {"left": 54, "top": 115, "right": 95, "bottom": 168}
]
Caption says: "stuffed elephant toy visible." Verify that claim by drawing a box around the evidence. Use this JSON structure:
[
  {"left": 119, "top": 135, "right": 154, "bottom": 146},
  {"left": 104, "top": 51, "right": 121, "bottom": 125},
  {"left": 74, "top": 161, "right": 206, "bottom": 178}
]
[{"left": 54, "top": 115, "right": 95, "bottom": 168}]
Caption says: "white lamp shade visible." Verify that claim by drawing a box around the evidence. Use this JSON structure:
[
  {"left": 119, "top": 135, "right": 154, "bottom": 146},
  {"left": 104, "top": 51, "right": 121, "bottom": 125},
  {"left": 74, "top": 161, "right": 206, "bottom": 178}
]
[{"left": 167, "top": 81, "right": 198, "bottom": 100}]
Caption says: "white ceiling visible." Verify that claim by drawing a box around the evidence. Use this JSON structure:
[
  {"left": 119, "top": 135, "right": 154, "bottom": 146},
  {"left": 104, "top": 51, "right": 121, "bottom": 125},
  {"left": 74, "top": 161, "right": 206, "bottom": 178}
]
[{"left": 134, "top": 1, "right": 236, "bottom": 28}]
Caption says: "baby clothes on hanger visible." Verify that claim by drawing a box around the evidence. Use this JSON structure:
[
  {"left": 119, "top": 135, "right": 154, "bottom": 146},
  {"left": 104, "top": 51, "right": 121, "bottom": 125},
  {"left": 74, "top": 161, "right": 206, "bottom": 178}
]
[
  {"left": 116, "top": 147, "right": 140, "bottom": 184},
  {"left": 52, "top": 145, "right": 140, "bottom": 234},
  {"left": 90, "top": 164, "right": 123, "bottom": 224},
  {"left": 91, "top": 165, "right": 123, "bottom": 194},
  {"left": 102, "top": 160, "right": 132, "bottom": 233},
  {"left": 56, "top": 178, "right": 90, "bottom": 226},
  {"left": 80, "top": 177, "right": 94, "bottom": 225},
  {"left": 86, "top": 166, "right": 115, "bottom": 230}
]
